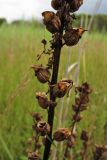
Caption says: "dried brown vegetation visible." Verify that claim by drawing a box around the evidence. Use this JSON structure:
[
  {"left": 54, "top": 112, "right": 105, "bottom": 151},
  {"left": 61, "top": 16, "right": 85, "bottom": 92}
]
[{"left": 26, "top": 0, "right": 107, "bottom": 160}]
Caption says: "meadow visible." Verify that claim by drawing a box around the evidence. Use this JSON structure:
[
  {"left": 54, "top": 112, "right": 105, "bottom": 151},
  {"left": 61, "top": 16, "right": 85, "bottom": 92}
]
[{"left": 0, "top": 24, "right": 107, "bottom": 160}]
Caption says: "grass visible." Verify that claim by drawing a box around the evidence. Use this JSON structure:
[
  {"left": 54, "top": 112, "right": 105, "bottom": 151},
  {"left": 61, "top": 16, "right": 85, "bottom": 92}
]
[{"left": 0, "top": 24, "right": 107, "bottom": 160}]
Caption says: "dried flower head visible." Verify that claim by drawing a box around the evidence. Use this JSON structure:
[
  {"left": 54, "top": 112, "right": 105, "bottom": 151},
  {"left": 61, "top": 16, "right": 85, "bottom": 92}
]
[
  {"left": 35, "top": 121, "right": 50, "bottom": 136},
  {"left": 36, "top": 92, "right": 49, "bottom": 109},
  {"left": 53, "top": 128, "right": 70, "bottom": 141},
  {"left": 72, "top": 82, "right": 91, "bottom": 113},
  {"left": 32, "top": 65, "right": 51, "bottom": 83},
  {"left": 52, "top": 80, "right": 73, "bottom": 98},
  {"left": 63, "top": 27, "right": 87, "bottom": 46},
  {"left": 42, "top": 11, "right": 61, "bottom": 34}
]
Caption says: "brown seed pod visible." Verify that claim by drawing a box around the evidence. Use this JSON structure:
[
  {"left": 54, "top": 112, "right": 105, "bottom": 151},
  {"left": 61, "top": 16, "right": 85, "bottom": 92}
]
[
  {"left": 42, "top": 11, "right": 61, "bottom": 34},
  {"left": 32, "top": 113, "right": 42, "bottom": 122},
  {"left": 73, "top": 113, "right": 82, "bottom": 122},
  {"left": 93, "top": 145, "right": 107, "bottom": 160},
  {"left": 75, "top": 82, "right": 92, "bottom": 94},
  {"left": 36, "top": 92, "right": 49, "bottom": 109},
  {"left": 36, "top": 121, "right": 50, "bottom": 136},
  {"left": 53, "top": 128, "right": 70, "bottom": 142},
  {"left": 32, "top": 65, "right": 51, "bottom": 83},
  {"left": 63, "top": 27, "right": 87, "bottom": 46},
  {"left": 52, "top": 80, "right": 73, "bottom": 98},
  {"left": 51, "top": 0, "right": 61, "bottom": 10},
  {"left": 81, "top": 130, "right": 89, "bottom": 142},
  {"left": 68, "top": 0, "right": 83, "bottom": 12},
  {"left": 28, "top": 151, "right": 40, "bottom": 160}
]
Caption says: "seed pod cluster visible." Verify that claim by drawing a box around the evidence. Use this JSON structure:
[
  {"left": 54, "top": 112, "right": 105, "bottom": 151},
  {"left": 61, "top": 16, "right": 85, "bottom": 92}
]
[
  {"left": 42, "top": 11, "right": 61, "bottom": 34},
  {"left": 51, "top": 0, "right": 83, "bottom": 12},
  {"left": 28, "top": 0, "right": 93, "bottom": 159},
  {"left": 72, "top": 82, "right": 91, "bottom": 115},
  {"left": 32, "top": 65, "right": 51, "bottom": 83},
  {"left": 52, "top": 80, "right": 73, "bottom": 98}
]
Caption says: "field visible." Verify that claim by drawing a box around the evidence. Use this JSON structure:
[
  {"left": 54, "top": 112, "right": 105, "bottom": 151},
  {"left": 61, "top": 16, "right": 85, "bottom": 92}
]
[{"left": 0, "top": 24, "right": 107, "bottom": 160}]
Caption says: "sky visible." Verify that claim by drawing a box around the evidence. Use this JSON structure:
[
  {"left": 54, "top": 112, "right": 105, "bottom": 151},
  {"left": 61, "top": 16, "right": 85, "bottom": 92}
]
[{"left": 0, "top": 0, "right": 106, "bottom": 22}]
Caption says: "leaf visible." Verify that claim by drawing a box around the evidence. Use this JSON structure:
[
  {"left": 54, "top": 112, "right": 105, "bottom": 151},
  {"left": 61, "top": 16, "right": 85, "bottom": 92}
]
[{"left": 0, "top": 134, "right": 13, "bottom": 160}]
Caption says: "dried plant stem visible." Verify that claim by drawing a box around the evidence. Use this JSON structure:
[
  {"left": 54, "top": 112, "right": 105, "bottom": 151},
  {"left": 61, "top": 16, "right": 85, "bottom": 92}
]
[
  {"left": 63, "top": 118, "right": 77, "bottom": 160},
  {"left": 43, "top": 44, "right": 62, "bottom": 160},
  {"left": 81, "top": 142, "right": 88, "bottom": 160}
]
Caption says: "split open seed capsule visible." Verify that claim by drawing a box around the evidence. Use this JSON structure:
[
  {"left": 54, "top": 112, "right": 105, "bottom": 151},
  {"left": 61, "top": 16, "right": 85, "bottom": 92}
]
[
  {"left": 52, "top": 80, "right": 73, "bottom": 98},
  {"left": 63, "top": 27, "right": 87, "bottom": 46},
  {"left": 36, "top": 121, "right": 50, "bottom": 136}
]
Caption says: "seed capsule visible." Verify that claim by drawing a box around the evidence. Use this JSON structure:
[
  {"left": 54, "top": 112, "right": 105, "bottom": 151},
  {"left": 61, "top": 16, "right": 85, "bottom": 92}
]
[
  {"left": 69, "top": 0, "right": 83, "bottom": 12},
  {"left": 52, "top": 80, "right": 73, "bottom": 98},
  {"left": 35, "top": 121, "right": 50, "bottom": 136},
  {"left": 63, "top": 27, "right": 87, "bottom": 46},
  {"left": 51, "top": 0, "right": 83, "bottom": 12},
  {"left": 81, "top": 130, "right": 89, "bottom": 142},
  {"left": 73, "top": 113, "right": 82, "bottom": 122},
  {"left": 51, "top": 0, "right": 61, "bottom": 10},
  {"left": 32, "top": 65, "right": 51, "bottom": 83},
  {"left": 53, "top": 128, "right": 71, "bottom": 142},
  {"left": 36, "top": 92, "right": 49, "bottom": 109},
  {"left": 28, "top": 151, "right": 40, "bottom": 160},
  {"left": 32, "top": 113, "right": 42, "bottom": 122},
  {"left": 42, "top": 11, "right": 61, "bottom": 34}
]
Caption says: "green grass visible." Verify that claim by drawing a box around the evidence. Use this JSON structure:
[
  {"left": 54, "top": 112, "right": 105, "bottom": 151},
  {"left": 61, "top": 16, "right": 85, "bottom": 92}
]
[{"left": 0, "top": 24, "right": 107, "bottom": 160}]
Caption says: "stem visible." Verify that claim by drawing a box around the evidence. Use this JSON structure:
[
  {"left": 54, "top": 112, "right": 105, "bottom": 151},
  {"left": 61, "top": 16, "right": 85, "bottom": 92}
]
[{"left": 43, "top": 43, "right": 62, "bottom": 160}]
